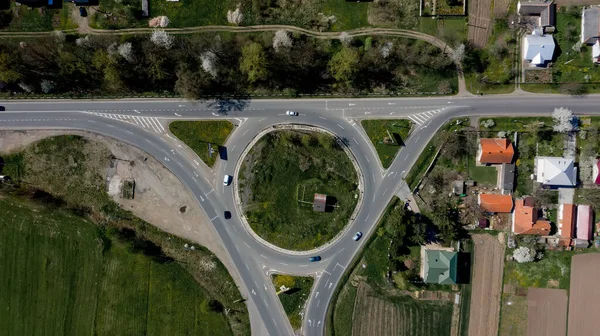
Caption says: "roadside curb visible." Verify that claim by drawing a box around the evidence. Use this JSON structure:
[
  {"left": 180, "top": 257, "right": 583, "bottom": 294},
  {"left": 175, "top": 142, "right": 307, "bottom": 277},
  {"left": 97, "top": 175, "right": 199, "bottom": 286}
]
[{"left": 232, "top": 124, "right": 366, "bottom": 256}]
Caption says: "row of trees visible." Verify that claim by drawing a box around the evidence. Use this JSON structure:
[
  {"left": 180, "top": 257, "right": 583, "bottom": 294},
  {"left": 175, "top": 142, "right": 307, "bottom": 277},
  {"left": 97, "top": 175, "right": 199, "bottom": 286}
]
[{"left": 0, "top": 30, "right": 457, "bottom": 98}]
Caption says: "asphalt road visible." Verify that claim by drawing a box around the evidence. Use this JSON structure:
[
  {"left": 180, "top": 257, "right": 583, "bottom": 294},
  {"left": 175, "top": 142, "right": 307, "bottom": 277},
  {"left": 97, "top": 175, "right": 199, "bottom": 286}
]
[{"left": 1, "top": 94, "right": 599, "bottom": 336}]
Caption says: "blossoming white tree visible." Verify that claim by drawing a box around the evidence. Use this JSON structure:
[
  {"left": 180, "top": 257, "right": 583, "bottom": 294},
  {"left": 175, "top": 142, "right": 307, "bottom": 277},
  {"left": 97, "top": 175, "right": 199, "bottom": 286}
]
[
  {"left": 272, "top": 30, "right": 293, "bottom": 52},
  {"left": 200, "top": 51, "right": 218, "bottom": 78},
  {"left": 552, "top": 107, "right": 574, "bottom": 133},
  {"left": 513, "top": 246, "right": 535, "bottom": 263},
  {"left": 150, "top": 30, "right": 174, "bottom": 50}
]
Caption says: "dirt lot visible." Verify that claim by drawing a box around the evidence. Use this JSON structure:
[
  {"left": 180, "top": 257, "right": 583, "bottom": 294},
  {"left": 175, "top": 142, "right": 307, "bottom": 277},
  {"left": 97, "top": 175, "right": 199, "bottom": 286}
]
[
  {"left": 468, "top": 233, "right": 505, "bottom": 336},
  {"left": 567, "top": 253, "right": 600, "bottom": 336},
  {"left": 527, "top": 288, "right": 568, "bottom": 336},
  {"left": 0, "top": 130, "right": 240, "bottom": 286}
]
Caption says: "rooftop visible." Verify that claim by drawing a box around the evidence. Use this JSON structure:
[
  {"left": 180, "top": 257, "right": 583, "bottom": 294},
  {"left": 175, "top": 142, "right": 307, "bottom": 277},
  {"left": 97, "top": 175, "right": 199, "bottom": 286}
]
[
  {"left": 523, "top": 30, "right": 555, "bottom": 65},
  {"left": 423, "top": 250, "right": 458, "bottom": 285},
  {"left": 478, "top": 138, "right": 515, "bottom": 164},
  {"left": 479, "top": 194, "right": 514, "bottom": 213},
  {"left": 513, "top": 196, "right": 551, "bottom": 235},
  {"left": 535, "top": 157, "right": 577, "bottom": 186},
  {"left": 582, "top": 6, "right": 600, "bottom": 44}
]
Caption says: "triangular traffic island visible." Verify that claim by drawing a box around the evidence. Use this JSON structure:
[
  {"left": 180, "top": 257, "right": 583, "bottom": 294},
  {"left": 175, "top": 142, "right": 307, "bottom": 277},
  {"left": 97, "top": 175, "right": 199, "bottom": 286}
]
[
  {"left": 169, "top": 120, "right": 234, "bottom": 168},
  {"left": 361, "top": 119, "right": 413, "bottom": 169},
  {"left": 272, "top": 274, "right": 314, "bottom": 331}
]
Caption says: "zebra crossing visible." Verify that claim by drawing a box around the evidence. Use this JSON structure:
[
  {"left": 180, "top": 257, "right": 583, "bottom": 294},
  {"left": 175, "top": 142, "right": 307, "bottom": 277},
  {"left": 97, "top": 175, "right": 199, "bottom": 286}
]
[
  {"left": 85, "top": 112, "right": 166, "bottom": 134},
  {"left": 406, "top": 108, "right": 446, "bottom": 126}
]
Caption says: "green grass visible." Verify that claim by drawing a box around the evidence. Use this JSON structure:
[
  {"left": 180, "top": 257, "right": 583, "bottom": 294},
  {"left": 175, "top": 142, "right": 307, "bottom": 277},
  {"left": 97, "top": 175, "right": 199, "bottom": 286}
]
[
  {"left": 149, "top": 0, "right": 233, "bottom": 27},
  {"left": 0, "top": 195, "right": 230, "bottom": 336},
  {"left": 465, "top": 74, "right": 515, "bottom": 94},
  {"left": 331, "top": 284, "right": 356, "bottom": 336},
  {"left": 322, "top": 0, "right": 369, "bottom": 31},
  {"left": 498, "top": 294, "right": 527, "bottom": 336},
  {"left": 8, "top": 3, "right": 53, "bottom": 31},
  {"left": 361, "top": 119, "right": 413, "bottom": 168},
  {"left": 457, "top": 240, "right": 473, "bottom": 336},
  {"left": 504, "top": 250, "right": 575, "bottom": 289},
  {"left": 272, "top": 275, "right": 314, "bottom": 330},
  {"left": 467, "top": 156, "right": 497, "bottom": 186},
  {"left": 241, "top": 130, "right": 358, "bottom": 250},
  {"left": 170, "top": 120, "right": 234, "bottom": 168},
  {"left": 0, "top": 135, "right": 250, "bottom": 336}
]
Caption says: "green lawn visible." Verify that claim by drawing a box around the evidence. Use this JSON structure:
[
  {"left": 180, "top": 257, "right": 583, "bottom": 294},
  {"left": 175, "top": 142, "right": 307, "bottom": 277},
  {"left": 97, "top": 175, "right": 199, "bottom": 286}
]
[
  {"left": 498, "top": 294, "right": 528, "bottom": 336},
  {"left": 330, "top": 284, "right": 357, "bottom": 336},
  {"left": 169, "top": 120, "right": 234, "bottom": 168},
  {"left": 467, "top": 157, "right": 497, "bottom": 187},
  {"left": 361, "top": 119, "right": 413, "bottom": 168},
  {"left": 272, "top": 275, "right": 314, "bottom": 330},
  {"left": 322, "top": 0, "right": 369, "bottom": 31},
  {"left": 149, "top": 0, "right": 233, "bottom": 27},
  {"left": 240, "top": 130, "right": 359, "bottom": 250},
  {"left": 0, "top": 196, "right": 230, "bottom": 336}
]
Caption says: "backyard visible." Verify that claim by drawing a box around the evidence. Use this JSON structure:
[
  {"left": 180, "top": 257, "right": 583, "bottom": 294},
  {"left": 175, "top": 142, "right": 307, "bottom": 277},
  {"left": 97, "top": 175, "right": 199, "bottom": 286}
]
[
  {"left": 361, "top": 119, "right": 413, "bottom": 169},
  {"left": 272, "top": 275, "right": 314, "bottom": 330},
  {"left": 1, "top": 4, "right": 76, "bottom": 31},
  {"left": 169, "top": 120, "right": 234, "bottom": 168},
  {"left": 239, "top": 130, "right": 359, "bottom": 250}
]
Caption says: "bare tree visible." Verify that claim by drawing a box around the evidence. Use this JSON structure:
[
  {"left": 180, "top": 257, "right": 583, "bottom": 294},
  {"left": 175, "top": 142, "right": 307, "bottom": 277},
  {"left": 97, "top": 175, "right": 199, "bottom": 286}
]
[
  {"left": 451, "top": 43, "right": 465, "bottom": 63},
  {"left": 272, "top": 30, "right": 293, "bottom": 52},
  {"left": 552, "top": 107, "right": 574, "bottom": 133},
  {"left": 339, "top": 32, "right": 352, "bottom": 46},
  {"left": 40, "top": 79, "right": 54, "bottom": 93},
  {"left": 380, "top": 41, "right": 393, "bottom": 59}
]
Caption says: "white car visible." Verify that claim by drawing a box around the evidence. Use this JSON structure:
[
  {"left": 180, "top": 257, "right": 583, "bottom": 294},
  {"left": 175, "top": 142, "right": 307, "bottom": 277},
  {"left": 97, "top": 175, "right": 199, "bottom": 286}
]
[
  {"left": 352, "top": 232, "right": 363, "bottom": 241},
  {"left": 223, "top": 175, "right": 232, "bottom": 186},
  {"left": 286, "top": 111, "right": 298, "bottom": 116}
]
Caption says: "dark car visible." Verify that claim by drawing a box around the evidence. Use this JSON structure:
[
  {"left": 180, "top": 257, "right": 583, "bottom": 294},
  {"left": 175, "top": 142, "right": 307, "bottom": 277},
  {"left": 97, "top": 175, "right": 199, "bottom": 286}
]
[
  {"left": 309, "top": 256, "right": 321, "bottom": 262},
  {"left": 224, "top": 211, "right": 232, "bottom": 220},
  {"left": 79, "top": 7, "right": 87, "bottom": 17}
]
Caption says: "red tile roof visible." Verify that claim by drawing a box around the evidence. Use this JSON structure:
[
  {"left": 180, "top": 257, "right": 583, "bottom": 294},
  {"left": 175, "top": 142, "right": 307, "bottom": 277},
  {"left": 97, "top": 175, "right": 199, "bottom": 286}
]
[
  {"left": 479, "top": 138, "right": 515, "bottom": 164},
  {"left": 479, "top": 194, "right": 514, "bottom": 213},
  {"left": 513, "top": 197, "right": 551, "bottom": 235},
  {"left": 559, "top": 204, "right": 576, "bottom": 239}
]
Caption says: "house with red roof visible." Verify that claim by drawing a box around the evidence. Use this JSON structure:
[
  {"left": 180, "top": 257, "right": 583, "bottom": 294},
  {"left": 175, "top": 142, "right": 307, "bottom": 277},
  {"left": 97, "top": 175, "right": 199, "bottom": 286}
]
[
  {"left": 478, "top": 138, "right": 515, "bottom": 164},
  {"left": 558, "top": 204, "right": 576, "bottom": 247},
  {"left": 512, "top": 196, "right": 551, "bottom": 235},
  {"left": 478, "top": 194, "right": 514, "bottom": 213}
]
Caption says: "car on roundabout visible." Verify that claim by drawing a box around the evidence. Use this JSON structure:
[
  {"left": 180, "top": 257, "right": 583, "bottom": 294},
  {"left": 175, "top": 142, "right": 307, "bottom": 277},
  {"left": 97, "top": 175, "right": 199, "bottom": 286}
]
[
  {"left": 309, "top": 256, "right": 321, "bottom": 262},
  {"left": 224, "top": 211, "right": 231, "bottom": 219},
  {"left": 352, "top": 231, "right": 363, "bottom": 241},
  {"left": 286, "top": 110, "right": 298, "bottom": 116}
]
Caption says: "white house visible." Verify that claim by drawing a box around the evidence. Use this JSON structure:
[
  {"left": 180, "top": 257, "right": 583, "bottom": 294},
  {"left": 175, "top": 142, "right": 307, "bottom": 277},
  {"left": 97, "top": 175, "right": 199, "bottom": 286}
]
[
  {"left": 535, "top": 157, "right": 577, "bottom": 187},
  {"left": 523, "top": 28, "right": 555, "bottom": 66}
]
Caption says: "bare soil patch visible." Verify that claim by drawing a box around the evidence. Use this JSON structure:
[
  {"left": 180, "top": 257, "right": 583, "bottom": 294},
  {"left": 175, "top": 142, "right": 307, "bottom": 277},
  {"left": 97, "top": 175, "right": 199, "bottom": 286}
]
[
  {"left": 527, "top": 288, "right": 568, "bottom": 336},
  {"left": 567, "top": 253, "right": 600, "bottom": 336},
  {"left": 468, "top": 234, "right": 505, "bottom": 336},
  {"left": 467, "top": 0, "right": 492, "bottom": 48}
]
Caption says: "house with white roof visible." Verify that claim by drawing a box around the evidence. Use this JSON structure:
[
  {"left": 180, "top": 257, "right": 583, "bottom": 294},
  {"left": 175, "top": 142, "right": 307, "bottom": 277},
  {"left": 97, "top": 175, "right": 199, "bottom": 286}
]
[
  {"left": 581, "top": 7, "right": 600, "bottom": 63},
  {"left": 535, "top": 157, "right": 577, "bottom": 187},
  {"left": 523, "top": 28, "right": 555, "bottom": 66}
]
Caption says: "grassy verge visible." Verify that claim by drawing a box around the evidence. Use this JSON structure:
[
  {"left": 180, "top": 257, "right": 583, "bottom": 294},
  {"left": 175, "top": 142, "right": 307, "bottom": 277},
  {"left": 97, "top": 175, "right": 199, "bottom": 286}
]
[
  {"left": 240, "top": 130, "right": 359, "bottom": 250},
  {"left": 405, "top": 118, "right": 470, "bottom": 190},
  {"left": 169, "top": 120, "right": 234, "bottom": 168},
  {"left": 457, "top": 240, "right": 473, "bottom": 336},
  {"left": 360, "top": 119, "right": 413, "bottom": 168},
  {"left": 272, "top": 275, "right": 314, "bottom": 330},
  {"left": 497, "top": 294, "right": 527, "bottom": 336},
  {"left": 0, "top": 135, "right": 250, "bottom": 335},
  {"left": 504, "top": 250, "right": 574, "bottom": 290}
]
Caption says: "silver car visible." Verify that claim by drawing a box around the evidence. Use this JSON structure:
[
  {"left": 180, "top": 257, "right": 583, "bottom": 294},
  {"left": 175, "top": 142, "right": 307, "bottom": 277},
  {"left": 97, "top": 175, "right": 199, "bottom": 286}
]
[{"left": 286, "top": 110, "right": 298, "bottom": 116}]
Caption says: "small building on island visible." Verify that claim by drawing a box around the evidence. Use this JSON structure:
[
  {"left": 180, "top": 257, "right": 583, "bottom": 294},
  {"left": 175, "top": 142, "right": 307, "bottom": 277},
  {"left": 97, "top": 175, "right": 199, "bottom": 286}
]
[{"left": 313, "top": 193, "right": 327, "bottom": 212}]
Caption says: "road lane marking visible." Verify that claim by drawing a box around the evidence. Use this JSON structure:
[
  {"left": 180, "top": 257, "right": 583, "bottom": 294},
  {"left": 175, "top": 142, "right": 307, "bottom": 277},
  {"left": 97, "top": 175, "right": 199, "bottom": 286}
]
[
  {"left": 243, "top": 129, "right": 249, "bottom": 135},
  {"left": 383, "top": 188, "right": 388, "bottom": 195},
  {"left": 353, "top": 137, "right": 358, "bottom": 144},
  {"left": 315, "top": 292, "right": 319, "bottom": 298},
  {"left": 280, "top": 262, "right": 288, "bottom": 266},
  {"left": 299, "top": 264, "right": 308, "bottom": 267},
  {"left": 246, "top": 263, "right": 250, "bottom": 270},
  {"left": 232, "top": 145, "right": 237, "bottom": 151},
  {"left": 258, "top": 118, "right": 265, "bottom": 122},
  {"left": 263, "top": 299, "right": 269, "bottom": 307},
  {"left": 260, "top": 254, "right": 267, "bottom": 259},
  {"left": 125, "top": 130, "right": 133, "bottom": 134},
  {"left": 317, "top": 300, "right": 320, "bottom": 307},
  {"left": 205, "top": 189, "right": 214, "bottom": 196},
  {"left": 337, "top": 124, "right": 345, "bottom": 129},
  {"left": 174, "top": 113, "right": 181, "bottom": 116},
  {"left": 328, "top": 282, "right": 333, "bottom": 289},
  {"left": 263, "top": 283, "right": 268, "bottom": 291},
  {"left": 235, "top": 245, "right": 240, "bottom": 252},
  {"left": 210, "top": 215, "right": 218, "bottom": 221},
  {"left": 251, "top": 289, "right": 256, "bottom": 295},
  {"left": 244, "top": 242, "right": 251, "bottom": 248},
  {"left": 233, "top": 225, "right": 238, "bottom": 232},
  {"left": 365, "top": 214, "right": 370, "bottom": 222},
  {"left": 364, "top": 155, "right": 370, "bottom": 163}
]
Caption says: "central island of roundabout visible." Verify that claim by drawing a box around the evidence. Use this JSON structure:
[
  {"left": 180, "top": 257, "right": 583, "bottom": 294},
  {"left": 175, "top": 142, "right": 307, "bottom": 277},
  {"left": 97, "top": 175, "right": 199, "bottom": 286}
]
[{"left": 235, "top": 125, "right": 364, "bottom": 252}]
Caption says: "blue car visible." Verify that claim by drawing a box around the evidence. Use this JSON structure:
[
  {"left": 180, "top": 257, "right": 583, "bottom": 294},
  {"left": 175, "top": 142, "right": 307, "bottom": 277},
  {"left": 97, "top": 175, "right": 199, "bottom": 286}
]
[{"left": 309, "top": 256, "right": 321, "bottom": 262}]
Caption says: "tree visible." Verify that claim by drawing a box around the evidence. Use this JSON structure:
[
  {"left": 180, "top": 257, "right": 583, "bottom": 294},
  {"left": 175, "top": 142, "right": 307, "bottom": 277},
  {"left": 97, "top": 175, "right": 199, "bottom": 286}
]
[
  {"left": 561, "top": 82, "right": 587, "bottom": 96},
  {"left": 118, "top": 42, "right": 134, "bottom": 62},
  {"left": 451, "top": 43, "right": 465, "bottom": 63},
  {"left": 0, "top": 52, "right": 22, "bottom": 83},
  {"left": 239, "top": 42, "right": 268, "bottom": 83},
  {"left": 227, "top": 5, "right": 244, "bottom": 25},
  {"left": 273, "top": 274, "right": 295, "bottom": 289},
  {"left": 150, "top": 30, "right": 174, "bottom": 49},
  {"left": 552, "top": 107, "right": 574, "bottom": 133},
  {"left": 513, "top": 246, "right": 535, "bottom": 263},
  {"left": 273, "top": 30, "right": 293, "bottom": 52},
  {"left": 207, "top": 299, "right": 224, "bottom": 313},
  {"left": 409, "top": 221, "right": 427, "bottom": 245},
  {"left": 328, "top": 47, "right": 359, "bottom": 83},
  {"left": 339, "top": 32, "right": 352, "bottom": 46},
  {"left": 480, "top": 119, "right": 495, "bottom": 128},
  {"left": 380, "top": 41, "right": 393, "bottom": 59},
  {"left": 200, "top": 51, "right": 218, "bottom": 78}
]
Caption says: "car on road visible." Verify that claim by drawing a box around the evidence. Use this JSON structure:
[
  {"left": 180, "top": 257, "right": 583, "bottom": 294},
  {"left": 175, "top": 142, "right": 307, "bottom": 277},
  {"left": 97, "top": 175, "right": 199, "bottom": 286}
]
[
  {"left": 79, "top": 7, "right": 87, "bottom": 17},
  {"left": 309, "top": 256, "right": 321, "bottom": 262},
  {"left": 224, "top": 211, "right": 231, "bottom": 219},
  {"left": 286, "top": 110, "right": 298, "bottom": 116},
  {"left": 352, "top": 231, "right": 363, "bottom": 241},
  {"left": 223, "top": 175, "right": 232, "bottom": 186}
]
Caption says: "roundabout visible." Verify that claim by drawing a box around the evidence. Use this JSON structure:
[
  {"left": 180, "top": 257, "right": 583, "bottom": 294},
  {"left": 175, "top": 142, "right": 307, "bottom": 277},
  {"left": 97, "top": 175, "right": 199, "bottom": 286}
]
[{"left": 234, "top": 124, "right": 364, "bottom": 252}]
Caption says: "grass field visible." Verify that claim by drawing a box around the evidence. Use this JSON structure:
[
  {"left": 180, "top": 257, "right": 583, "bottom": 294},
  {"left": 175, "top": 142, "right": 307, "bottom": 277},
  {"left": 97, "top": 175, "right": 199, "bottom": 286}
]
[
  {"left": 169, "top": 120, "right": 234, "bottom": 168},
  {"left": 240, "top": 130, "right": 359, "bottom": 250},
  {"left": 467, "top": 156, "right": 497, "bottom": 186},
  {"left": 0, "top": 195, "right": 230, "bottom": 336},
  {"left": 272, "top": 275, "right": 314, "bottom": 330},
  {"left": 361, "top": 119, "right": 413, "bottom": 168},
  {"left": 498, "top": 294, "right": 527, "bottom": 336},
  {"left": 504, "top": 250, "right": 574, "bottom": 290},
  {"left": 0, "top": 135, "right": 250, "bottom": 335},
  {"left": 149, "top": 0, "right": 233, "bottom": 27}
]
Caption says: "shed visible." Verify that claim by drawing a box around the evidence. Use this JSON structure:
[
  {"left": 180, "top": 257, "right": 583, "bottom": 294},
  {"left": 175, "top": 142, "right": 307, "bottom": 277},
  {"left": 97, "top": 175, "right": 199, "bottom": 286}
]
[
  {"left": 453, "top": 180, "right": 465, "bottom": 195},
  {"left": 141, "top": 0, "right": 148, "bottom": 17},
  {"left": 478, "top": 218, "right": 489, "bottom": 229},
  {"left": 313, "top": 193, "right": 327, "bottom": 212},
  {"left": 576, "top": 204, "right": 593, "bottom": 241}
]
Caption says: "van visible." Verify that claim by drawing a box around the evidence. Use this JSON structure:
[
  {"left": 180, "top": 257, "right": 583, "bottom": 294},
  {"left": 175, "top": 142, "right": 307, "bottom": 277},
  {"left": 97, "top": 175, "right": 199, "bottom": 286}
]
[{"left": 223, "top": 175, "right": 231, "bottom": 186}]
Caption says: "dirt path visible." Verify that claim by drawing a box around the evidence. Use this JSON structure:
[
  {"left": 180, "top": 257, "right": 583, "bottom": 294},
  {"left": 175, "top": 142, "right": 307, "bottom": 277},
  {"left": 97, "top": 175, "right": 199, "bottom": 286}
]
[
  {"left": 468, "top": 233, "right": 505, "bottom": 336},
  {"left": 0, "top": 24, "right": 466, "bottom": 95}
]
